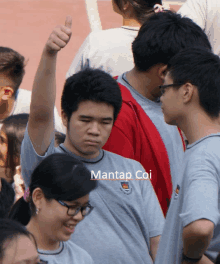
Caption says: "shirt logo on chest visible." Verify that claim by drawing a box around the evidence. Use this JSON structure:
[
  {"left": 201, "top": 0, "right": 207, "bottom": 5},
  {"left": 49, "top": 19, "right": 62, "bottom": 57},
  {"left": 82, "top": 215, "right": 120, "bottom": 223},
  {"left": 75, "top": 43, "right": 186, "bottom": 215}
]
[
  {"left": 174, "top": 184, "right": 180, "bottom": 200},
  {"left": 120, "top": 181, "right": 132, "bottom": 194}
]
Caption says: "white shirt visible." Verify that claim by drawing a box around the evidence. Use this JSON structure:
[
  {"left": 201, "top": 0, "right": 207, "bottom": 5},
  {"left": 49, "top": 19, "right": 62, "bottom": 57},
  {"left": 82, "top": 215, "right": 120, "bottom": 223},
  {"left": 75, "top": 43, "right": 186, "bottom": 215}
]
[
  {"left": 178, "top": 0, "right": 220, "bottom": 56},
  {"left": 66, "top": 27, "right": 139, "bottom": 78}
]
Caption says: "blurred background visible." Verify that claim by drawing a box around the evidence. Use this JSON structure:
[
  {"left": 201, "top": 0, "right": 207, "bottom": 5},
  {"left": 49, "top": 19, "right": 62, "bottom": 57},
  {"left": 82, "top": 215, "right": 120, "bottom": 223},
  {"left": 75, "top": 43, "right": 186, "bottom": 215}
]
[{"left": 0, "top": 0, "right": 184, "bottom": 114}]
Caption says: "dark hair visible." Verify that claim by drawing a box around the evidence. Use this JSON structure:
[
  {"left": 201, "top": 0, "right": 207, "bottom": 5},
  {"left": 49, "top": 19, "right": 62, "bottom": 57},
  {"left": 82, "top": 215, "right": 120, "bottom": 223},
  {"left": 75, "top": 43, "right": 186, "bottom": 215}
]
[
  {"left": 0, "top": 178, "right": 15, "bottom": 218},
  {"left": 0, "top": 218, "right": 36, "bottom": 260},
  {"left": 61, "top": 68, "right": 122, "bottom": 123},
  {"left": 132, "top": 11, "right": 212, "bottom": 72},
  {"left": 9, "top": 153, "right": 97, "bottom": 225},
  {"left": 167, "top": 47, "right": 220, "bottom": 118},
  {"left": 113, "top": 0, "right": 162, "bottom": 24},
  {"left": 1, "top": 114, "right": 29, "bottom": 182},
  {"left": 216, "top": 253, "right": 220, "bottom": 264},
  {"left": 0, "top": 47, "right": 25, "bottom": 92},
  {"left": 55, "top": 131, "right": 66, "bottom": 147}
]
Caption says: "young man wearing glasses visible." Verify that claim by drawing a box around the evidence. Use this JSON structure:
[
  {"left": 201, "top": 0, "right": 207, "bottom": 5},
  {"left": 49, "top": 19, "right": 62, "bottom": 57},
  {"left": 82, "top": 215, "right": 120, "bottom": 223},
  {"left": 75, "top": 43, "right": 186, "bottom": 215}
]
[
  {"left": 20, "top": 16, "right": 164, "bottom": 264},
  {"left": 103, "top": 11, "right": 212, "bottom": 215},
  {"left": 155, "top": 47, "right": 220, "bottom": 264}
]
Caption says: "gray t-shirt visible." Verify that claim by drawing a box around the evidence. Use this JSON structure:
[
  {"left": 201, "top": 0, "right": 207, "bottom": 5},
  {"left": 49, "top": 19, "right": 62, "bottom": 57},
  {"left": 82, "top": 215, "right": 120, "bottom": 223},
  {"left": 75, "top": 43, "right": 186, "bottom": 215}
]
[
  {"left": 38, "top": 240, "right": 94, "bottom": 264},
  {"left": 118, "top": 74, "right": 185, "bottom": 186},
  {"left": 155, "top": 134, "right": 220, "bottom": 264},
  {"left": 21, "top": 128, "right": 165, "bottom": 264}
]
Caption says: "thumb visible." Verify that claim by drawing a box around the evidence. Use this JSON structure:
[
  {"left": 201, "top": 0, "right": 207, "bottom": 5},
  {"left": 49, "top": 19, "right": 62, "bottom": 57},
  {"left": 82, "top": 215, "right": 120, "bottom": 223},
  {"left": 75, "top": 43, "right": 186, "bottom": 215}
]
[{"left": 65, "top": 15, "right": 72, "bottom": 29}]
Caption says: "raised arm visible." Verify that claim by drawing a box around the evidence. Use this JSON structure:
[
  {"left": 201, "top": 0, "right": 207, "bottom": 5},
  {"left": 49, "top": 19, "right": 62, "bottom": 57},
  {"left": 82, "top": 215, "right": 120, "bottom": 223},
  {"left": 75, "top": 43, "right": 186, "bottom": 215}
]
[{"left": 28, "top": 16, "right": 72, "bottom": 155}]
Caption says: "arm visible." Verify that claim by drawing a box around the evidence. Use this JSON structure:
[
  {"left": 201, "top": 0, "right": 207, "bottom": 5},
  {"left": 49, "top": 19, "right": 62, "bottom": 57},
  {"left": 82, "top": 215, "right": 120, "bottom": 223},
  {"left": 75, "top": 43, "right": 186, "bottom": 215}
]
[
  {"left": 28, "top": 16, "right": 72, "bottom": 155},
  {"left": 182, "top": 219, "right": 214, "bottom": 264},
  {"left": 150, "top": 235, "right": 160, "bottom": 262}
]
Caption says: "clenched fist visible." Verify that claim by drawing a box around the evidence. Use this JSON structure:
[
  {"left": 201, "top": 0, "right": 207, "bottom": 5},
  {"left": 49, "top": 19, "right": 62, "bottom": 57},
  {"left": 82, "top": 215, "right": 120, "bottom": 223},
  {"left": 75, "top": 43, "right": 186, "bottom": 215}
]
[{"left": 45, "top": 15, "right": 72, "bottom": 55}]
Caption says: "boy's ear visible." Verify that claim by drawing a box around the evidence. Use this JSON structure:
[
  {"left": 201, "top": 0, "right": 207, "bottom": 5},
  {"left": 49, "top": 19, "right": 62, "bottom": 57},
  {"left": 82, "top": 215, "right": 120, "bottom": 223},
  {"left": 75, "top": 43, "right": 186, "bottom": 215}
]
[
  {"left": 158, "top": 65, "right": 168, "bottom": 81},
  {"left": 61, "top": 110, "right": 68, "bottom": 128},
  {"left": 1, "top": 87, "right": 14, "bottom": 100}
]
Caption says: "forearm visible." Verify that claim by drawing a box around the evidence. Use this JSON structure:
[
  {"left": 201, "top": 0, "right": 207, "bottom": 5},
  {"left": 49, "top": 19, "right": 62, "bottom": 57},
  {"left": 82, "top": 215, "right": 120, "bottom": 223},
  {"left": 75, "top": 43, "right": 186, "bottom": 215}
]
[
  {"left": 182, "top": 220, "right": 214, "bottom": 263},
  {"left": 30, "top": 49, "right": 57, "bottom": 121},
  {"left": 150, "top": 235, "right": 160, "bottom": 262}
]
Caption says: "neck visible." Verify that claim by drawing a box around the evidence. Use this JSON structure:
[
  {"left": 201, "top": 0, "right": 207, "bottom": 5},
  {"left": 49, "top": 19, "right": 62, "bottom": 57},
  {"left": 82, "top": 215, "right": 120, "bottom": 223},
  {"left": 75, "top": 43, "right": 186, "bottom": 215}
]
[
  {"left": 126, "top": 68, "right": 159, "bottom": 101},
  {"left": 122, "top": 17, "right": 141, "bottom": 27},
  {"left": 178, "top": 110, "right": 220, "bottom": 145},
  {"left": 0, "top": 97, "right": 15, "bottom": 120},
  {"left": 27, "top": 218, "right": 60, "bottom": 251}
]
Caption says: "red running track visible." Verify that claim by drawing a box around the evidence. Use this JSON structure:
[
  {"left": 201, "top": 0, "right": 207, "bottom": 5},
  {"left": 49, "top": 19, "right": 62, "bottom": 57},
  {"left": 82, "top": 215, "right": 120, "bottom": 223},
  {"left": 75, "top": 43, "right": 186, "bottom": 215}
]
[{"left": 0, "top": 0, "right": 181, "bottom": 114}]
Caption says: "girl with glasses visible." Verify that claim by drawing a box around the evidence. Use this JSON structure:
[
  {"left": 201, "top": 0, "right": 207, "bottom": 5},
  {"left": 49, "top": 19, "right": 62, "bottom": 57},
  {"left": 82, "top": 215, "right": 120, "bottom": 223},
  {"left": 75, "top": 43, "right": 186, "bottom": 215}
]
[{"left": 9, "top": 153, "right": 96, "bottom": 264}]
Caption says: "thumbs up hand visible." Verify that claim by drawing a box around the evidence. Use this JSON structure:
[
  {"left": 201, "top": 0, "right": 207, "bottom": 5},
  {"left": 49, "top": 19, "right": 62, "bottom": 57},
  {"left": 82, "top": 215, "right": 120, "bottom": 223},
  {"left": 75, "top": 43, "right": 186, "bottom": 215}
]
[{"left": 45, "top": 16, "right": 72, "bottom": 55}]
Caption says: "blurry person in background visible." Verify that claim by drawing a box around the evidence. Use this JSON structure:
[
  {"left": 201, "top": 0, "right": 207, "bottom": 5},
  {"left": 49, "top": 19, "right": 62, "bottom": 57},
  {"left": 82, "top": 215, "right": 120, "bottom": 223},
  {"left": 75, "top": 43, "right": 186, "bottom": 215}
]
[
  {"left": 66, "top": 0, "right": 169, "bottom": 78},
  {"left": 0, "top": 177, "right": 15, "bottom": 218},
  {"left": 0, "top": 219, "right": 39, "bottom": 264},
  {"left": 0, "top": 47, "right": 65, "bottom": 133}
]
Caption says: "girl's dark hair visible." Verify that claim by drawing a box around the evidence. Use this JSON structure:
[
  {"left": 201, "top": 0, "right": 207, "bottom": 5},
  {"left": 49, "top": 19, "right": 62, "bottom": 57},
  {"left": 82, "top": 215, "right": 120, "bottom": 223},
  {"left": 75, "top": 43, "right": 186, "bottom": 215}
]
[
  {"left": 9, "top": 153, "right": 97, "bottom": 225},
  {"left": 113, "top": 0, "right": 162, "bottom": 24},
  {"left": 0, "top": 218, "right": 35, "bottom": 260},
  {"left": 1, "top": 114, "right": 29, "bottom": 183},
  {"left": 0, "top": 178, "right": 15, "bottom": 218}
]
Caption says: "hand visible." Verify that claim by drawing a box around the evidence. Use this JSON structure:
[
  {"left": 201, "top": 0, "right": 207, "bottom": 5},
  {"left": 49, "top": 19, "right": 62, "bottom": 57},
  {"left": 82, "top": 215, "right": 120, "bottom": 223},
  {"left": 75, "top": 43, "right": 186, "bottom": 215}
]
[{"left": 45, "top": 15, "right": 72, "bottom": 55}]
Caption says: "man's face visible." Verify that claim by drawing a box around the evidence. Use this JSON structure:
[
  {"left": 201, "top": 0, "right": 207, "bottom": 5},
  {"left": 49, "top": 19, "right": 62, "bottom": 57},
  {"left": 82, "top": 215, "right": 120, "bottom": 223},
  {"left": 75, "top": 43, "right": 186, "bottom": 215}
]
[
  {"left": 160, "top": 73, "right": 183, "bottom": 126},
  {"left": 63, "top": 101, "right": 114, "bottom": 159}
]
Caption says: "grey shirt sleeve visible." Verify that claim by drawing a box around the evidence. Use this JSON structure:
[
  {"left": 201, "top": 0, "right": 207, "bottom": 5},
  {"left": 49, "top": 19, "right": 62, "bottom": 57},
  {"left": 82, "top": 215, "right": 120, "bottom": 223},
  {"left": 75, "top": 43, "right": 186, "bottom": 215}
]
[
  {"left": 21, "top": 127, "right": 55, "bottom": 187},
  {"left": 180, "top": 156, "right": 220, "bottom": 227},
  {"left": 141, "top": 177, "right": 165, "bottom": 237}
]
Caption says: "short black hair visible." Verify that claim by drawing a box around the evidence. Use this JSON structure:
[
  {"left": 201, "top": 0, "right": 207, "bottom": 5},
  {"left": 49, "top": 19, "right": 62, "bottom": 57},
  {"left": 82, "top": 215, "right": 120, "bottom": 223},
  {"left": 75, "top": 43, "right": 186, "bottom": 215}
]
[
  {"left": 0, "top": 47, "right": 25, "bottom": 92},
  {"left": 61, "top": 68, "right": 122, "bottom": 123},
  {"left": 167, "top": 47, "right": 220, "bottom": 118},
  {"left": 132, "top": 11, "right": 212, "bottom": 72}
]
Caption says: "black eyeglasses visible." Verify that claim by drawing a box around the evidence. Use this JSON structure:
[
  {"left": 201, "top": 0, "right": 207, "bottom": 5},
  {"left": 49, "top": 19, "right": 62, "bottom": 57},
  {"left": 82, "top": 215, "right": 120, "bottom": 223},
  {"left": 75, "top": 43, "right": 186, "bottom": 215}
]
[
  {"left": 57, "top": 200, "right": 94, "bottom": 217},
  {"left": 159, "top": 84, "right": 182, "bottom": 95}
]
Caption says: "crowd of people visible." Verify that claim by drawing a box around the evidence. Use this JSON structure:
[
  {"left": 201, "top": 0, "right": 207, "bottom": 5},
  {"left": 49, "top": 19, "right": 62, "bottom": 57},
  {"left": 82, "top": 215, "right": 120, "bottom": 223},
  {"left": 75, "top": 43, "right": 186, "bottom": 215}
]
[{"left": 1, "top": 0, "right": 220, "bottom": 263}]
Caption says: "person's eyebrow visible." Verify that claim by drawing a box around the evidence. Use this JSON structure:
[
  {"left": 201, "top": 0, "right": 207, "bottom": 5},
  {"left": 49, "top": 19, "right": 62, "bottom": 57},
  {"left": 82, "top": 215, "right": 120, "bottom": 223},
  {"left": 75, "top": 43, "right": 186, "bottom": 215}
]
[{"left": 79, "top": 115, "right": 113, "bottom": 121}]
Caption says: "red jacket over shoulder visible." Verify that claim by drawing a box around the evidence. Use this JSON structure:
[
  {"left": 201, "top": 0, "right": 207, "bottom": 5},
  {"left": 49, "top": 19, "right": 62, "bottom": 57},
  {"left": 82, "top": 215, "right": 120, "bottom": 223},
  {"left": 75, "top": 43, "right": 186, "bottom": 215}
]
[{"left": 103, "top": 79, "right": 185, "bottom": 215}]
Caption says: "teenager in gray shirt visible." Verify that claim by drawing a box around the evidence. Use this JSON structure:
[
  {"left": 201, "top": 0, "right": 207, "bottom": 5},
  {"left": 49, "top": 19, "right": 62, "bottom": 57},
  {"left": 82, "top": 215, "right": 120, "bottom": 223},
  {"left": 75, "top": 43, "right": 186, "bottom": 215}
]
[
  {"left": 155, "top": 48, "right": 220, "bottom": 264},
  {"left": 20, "top": 16, "right": 164, "bottom": 264}
]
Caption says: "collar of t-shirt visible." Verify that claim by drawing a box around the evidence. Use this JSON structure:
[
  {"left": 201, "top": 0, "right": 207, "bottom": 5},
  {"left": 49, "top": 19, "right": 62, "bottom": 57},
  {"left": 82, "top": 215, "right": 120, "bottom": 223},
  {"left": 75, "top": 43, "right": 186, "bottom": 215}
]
[
  {"left": 58, "top": 144, "right": 105, "bottom": 164},
  {"left": 186, "top": 133, "right": 220, "bottom": 149},
  {"left": 38, "top": 241, "right": 64, "bottom": 255}
]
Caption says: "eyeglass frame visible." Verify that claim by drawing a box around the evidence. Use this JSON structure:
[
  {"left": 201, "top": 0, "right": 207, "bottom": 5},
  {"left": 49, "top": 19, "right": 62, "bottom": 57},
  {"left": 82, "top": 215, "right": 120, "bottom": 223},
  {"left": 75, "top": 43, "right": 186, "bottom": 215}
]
[
  {"left": 57, "top": 200, "right": 94, "bottom": 217},
  {"left": 159, "top": 83, "right": 183, "bottom": 95}
]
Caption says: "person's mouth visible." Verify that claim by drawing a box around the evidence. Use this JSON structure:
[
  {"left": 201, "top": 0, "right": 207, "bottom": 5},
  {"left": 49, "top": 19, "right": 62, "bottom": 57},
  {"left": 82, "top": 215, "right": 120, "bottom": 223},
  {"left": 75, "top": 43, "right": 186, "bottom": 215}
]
[{"left": 63, "top": 223, "right": 76, "bottom": 234}]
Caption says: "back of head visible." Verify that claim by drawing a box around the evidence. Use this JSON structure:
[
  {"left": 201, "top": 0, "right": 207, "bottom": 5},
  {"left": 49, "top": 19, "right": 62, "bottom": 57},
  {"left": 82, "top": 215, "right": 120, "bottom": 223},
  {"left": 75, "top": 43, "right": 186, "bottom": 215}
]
[
  {"left": 0, "top": 218, "right": 32, "bottom": 260},
  {"left": 61, "top": 68, "right": 122, "bottom": 122},
  {"left": 113, "top": 0, "right": 162, "bottom": 24},
  {"left": 167, "top": 47, "right": 220, "bottom": 118},
  {"left": 0, "top": 47, "right": 25, "bottom": 93},
  {"left": 0, "top": 178, "right": 15, "bottom": 218},
  {"left": 9, "top": 153, "right": 97, "bottom": 225},
  {"left": 132, "top": 11, "right": 212, "bottom": 72},
  {"left": 1, "top": 114, "right": 29, "bottom": 181}
]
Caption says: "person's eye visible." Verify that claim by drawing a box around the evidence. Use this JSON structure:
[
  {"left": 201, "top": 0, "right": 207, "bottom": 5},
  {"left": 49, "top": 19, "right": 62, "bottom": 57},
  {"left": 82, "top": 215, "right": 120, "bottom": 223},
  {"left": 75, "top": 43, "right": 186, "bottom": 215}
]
[{"left": 81, "top": 119, "right": 90, "bottom": 123}]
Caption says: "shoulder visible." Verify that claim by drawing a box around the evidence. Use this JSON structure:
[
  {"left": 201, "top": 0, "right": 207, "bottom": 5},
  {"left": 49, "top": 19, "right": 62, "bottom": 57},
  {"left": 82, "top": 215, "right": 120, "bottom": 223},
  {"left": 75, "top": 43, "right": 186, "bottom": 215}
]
[
  {"left": 103, "top": 150, "right": 143, "bottom": 168},
  {"left": 64, "top": 241, "right": 93, "bottom": 263},
  {"left": 86, "top": 28, "right": 134, "bottom": 45}
]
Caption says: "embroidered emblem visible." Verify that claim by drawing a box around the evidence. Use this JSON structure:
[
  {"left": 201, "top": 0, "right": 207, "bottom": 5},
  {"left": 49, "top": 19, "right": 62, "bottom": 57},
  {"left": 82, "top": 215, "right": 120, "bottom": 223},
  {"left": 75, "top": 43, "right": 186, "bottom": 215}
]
[
  {"left": 174, "top": 184, "right": 180, "bottom": 200},
  {"left": 120, "top": 181, "right": 132, "bottom": 194}
]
